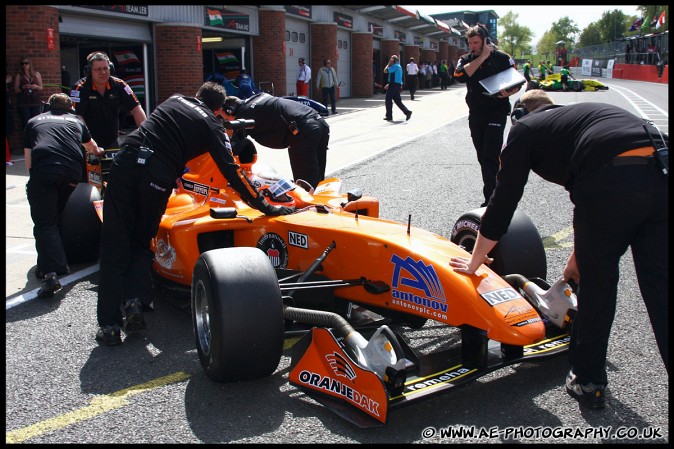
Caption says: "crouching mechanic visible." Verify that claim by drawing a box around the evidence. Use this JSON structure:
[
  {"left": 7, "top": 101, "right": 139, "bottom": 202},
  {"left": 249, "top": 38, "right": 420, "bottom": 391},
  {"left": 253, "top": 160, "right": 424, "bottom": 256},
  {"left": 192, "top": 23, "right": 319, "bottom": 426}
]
[
  {"left": 24, "top": 93, "right": 104, "bottom": 298},
  {"left": 449, "top": 90, "right": 668, "bottom": 411},
  {"left": 222, "top": 93, "right": 330, "bottom": 190},
  {"left": 96, "top": 82, "right": 294, "bottom": 346}
]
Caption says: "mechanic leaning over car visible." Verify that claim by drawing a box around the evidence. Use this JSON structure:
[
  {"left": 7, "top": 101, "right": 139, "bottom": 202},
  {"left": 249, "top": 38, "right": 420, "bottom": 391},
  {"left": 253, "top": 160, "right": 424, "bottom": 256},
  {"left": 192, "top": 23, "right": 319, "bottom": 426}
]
[
  {"left": 222, "top": 92, "right": 330, "bottom": 190},
  {"left": 23, "top": 93, "right": 104, "bottom": 299},
  {"left": 453, "top": 23, "right": 521, "bottom": 207},
  {"left": 449, "top": 90, "right": 668, "bottom": 411},
  {"left": 95, "top": 82, "right": 295, "bottom": 347}
]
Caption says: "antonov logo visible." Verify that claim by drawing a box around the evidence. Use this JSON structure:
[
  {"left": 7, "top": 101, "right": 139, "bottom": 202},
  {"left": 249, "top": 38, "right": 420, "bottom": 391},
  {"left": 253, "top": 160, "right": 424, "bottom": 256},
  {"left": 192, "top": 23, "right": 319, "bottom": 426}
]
[{"left": 390, "top": 255, "right": 447, "bottom": 313}]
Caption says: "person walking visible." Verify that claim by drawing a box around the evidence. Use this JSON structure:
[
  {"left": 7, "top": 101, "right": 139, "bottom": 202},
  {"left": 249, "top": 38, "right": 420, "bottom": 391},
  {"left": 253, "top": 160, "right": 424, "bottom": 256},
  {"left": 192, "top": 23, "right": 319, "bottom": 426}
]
[
  {"left": 383, "top": 55, "right": 412, "bottom": 122},
  {"left": 223, "top": 92, "right": 330, "bottom": 189},
  {"left": 405, "top": 57, "right": 419, "bottom": 100},
  {"left": 453, "top": 23, "right": 521, "bottom": 207},
  {"left": 315, "top": 59, "right": 339, "bottom": 114},
  {"left": 23, "top": 93, "right": 104, "bottom": 298},
  {"left": 296, "top": 57, "right": 311, "bottom": 97},
  {"left": 450, "top": 90, "right": 668, "bottom": 411},
  {"left": 95, "top": 82, "right": 294, "bottom": 346},
  {"left": 14, "top": 57, "right": 43, "bottom": 130}
]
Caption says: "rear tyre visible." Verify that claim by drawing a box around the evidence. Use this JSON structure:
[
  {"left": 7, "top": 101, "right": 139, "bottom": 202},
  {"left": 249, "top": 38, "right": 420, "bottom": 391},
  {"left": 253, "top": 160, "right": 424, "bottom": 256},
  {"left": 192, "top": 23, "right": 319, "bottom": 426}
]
[
  {"left": 192, "top": 247, "right": 284, "bottom": 382},
  {"left": 450, "top": 208, "right": 547, "bottom": 279},
  {"left": 59, "top": 182, "right": 102, "bottom": 264},
  {"left": 573, "top": 81, "right": 584, "bottom": 92}
]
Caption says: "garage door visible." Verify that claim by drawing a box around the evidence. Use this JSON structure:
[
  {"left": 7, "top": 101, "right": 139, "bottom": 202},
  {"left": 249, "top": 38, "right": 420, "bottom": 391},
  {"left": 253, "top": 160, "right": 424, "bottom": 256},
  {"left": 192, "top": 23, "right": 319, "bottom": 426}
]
[
  {"left": 285, "top": 18, "right": 310, "bottom": 97},
  {"left": 336, "top": 29, "right": 351, "bottom": 98}
]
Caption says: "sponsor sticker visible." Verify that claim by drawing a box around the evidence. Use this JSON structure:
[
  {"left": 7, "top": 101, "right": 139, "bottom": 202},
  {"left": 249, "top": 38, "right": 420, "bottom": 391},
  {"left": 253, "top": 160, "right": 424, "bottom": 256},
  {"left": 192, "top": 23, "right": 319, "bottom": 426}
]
[{"left": 257, "top": 233, "right": 288, "bottom": 268}]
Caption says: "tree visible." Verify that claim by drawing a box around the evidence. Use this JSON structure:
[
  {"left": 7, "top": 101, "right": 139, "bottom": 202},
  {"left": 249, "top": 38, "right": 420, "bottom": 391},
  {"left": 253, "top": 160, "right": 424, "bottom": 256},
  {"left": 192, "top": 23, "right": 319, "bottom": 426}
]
[
  {"left": 597, "top": 9, "right": 628, "bottom": 42},
  {"left": 549, "top": 17, "right": 580, "bottom": 47},
  {"left": 578, "top": 22, "right": 603, "bottom": 47},
  {"left": 497, "top": 11, "right": 535, "bottom": 59}
]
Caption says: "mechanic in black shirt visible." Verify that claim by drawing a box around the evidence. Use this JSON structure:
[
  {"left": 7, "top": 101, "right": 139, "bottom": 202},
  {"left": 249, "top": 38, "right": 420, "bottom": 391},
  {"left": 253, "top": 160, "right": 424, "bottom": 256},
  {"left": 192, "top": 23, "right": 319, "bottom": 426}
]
[
  {"left": 449, "top": 90, "right": 668, "bottom": 411},
  {"left": 96, "top": 82, "right": 294, "bottom": 346},
  {"left": 23, "top": 93, "right": 104, "bottom": 298},
  {"left": 70, "top": 51, "right": 146, "bottom": 149},
  {"left": 222, "top": 92, "right": 330, "bottom": 190},
  {"left": 454, "top": 24, "right": 521, "bottom": 207}
]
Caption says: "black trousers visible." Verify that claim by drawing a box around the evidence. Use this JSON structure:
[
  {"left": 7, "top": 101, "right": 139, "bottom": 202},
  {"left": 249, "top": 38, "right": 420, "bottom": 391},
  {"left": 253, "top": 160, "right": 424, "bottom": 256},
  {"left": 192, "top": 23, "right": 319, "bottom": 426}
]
[
  {"left": 407, "top": 75, "right": 417, "bottom": 99},
  {"left": 321, "top": 86, "right": 337, "bottom": 113},
  {"left": 97, "top": 149, "right": 173, "bottom": 327},
  {"left": 468, "top": 109, "right": 507, "bottom": 205},
  {"left": 570, "top": 161, "right": 668, "bottom": 385},
  {"left": 26, "top": 170, "right": 77, "bottom": 275},
  {"left": 384, "top": 83, "right": 411, "bottom": 119},
  {"left": 287, "top": 116, "right": 330, "bottom": 189}
]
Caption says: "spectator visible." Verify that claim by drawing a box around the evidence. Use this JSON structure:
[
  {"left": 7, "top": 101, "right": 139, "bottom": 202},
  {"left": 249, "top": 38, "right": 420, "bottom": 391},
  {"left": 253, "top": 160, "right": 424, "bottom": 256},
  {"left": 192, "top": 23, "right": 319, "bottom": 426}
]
[
  {"left": 96, "top": 82, "right": 294, "bottom": 346},
  {"left": 23, "top": 93, "right": 104, "bottom": 298},
  {"left": 315, "top": 59, "right": 339, "bottom": 115},
  {"left": 405, "top": 57, "right": 419, "bottom": 100},
  {"left": 6, "top": 67, "right": 14, "bottom": 166},
  {"left": 223, "top": 92, "right": 330, "bottom": 189},
  {"left": 14, "top": 57, "right": 43, "bottom": 130},
  {"left": 383, "top": 55, "right": 412, "bottom": 122},
  {"left": 418, "top": 62, "right": 426, "bottom": 89},
  {"left": 234, "top": 69, "right": 256, "bottom": 100},
  {"left": 450, "top": 90, "right": 668, "bottom": 411},
  {"left": 70, "top": 51, "right": 146, "bottom": 150},
  {"left": 432, "top": 61, "right": 439, "bottom": 87},
  {"left": 439, "top": 60, "right": 449, "bottom": 90},
  {"left": 447, "top": 60, "right": 456, "bottom": 86},
  {"left": 296, "top": 57, "right": 311, "bottom": 97},
  {"left": 425, "top": 62, "right": 433, "bottom": 88},
  {"left": 453, "top": 23, "right": 521, "bottom": 207},
  {"left": 546, "top": 60, "right": 554, "bottom": 75}
]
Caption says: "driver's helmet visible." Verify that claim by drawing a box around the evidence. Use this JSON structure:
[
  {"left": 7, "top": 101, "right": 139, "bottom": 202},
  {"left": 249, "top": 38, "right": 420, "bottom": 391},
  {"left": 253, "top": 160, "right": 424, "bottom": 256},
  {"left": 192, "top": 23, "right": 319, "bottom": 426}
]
[{"left": 249, "top": 172, "right": 297, "bottom": 206}]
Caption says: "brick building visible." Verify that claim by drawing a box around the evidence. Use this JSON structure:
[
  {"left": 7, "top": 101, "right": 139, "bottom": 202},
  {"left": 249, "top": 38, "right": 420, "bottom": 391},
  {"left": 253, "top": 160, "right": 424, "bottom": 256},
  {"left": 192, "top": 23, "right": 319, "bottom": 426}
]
[{"left": 5, "top": 5, "right": 475, "bottom": 154}]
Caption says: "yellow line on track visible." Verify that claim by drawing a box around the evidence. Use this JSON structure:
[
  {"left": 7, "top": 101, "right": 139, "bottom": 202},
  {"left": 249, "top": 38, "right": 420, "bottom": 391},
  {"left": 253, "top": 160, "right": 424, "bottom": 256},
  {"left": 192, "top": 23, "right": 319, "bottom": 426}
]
[
  {"left": 542, "top": 226, "right": 574, "bottom": 249},
  {"left": 6, "top": 371, "right": 190, "bottom": 444}
]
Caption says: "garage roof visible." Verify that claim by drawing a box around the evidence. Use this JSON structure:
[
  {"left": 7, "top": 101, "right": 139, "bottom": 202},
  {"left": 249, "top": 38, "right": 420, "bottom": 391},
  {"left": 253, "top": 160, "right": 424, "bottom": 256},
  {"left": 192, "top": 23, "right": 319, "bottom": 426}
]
[{"left": 344, "top": 5, "right": 457, "bottom": 38}]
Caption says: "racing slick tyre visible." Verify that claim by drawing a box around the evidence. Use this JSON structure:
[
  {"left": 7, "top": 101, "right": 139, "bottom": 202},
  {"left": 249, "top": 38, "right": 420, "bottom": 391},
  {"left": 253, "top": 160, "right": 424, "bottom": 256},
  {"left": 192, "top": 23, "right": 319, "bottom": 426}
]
[
  {"left": 59, "top": 182, "right": 102, "bottom": 264},
  {"left": 572, "top": 81, "right": 584, "bottom": 92},
  {"left": 450, "top": 208, "right": 547, "bottom": 280},
  {"left": 192, "top": 247, "right": 284, "bottom": 382},
  {"left": 528, "top": 80, "right": 540, "bottom": 90}
]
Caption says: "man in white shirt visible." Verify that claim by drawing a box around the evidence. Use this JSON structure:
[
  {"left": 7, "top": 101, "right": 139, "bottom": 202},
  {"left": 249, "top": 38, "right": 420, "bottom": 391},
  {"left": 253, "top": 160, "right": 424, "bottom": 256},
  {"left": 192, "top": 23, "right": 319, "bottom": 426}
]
[
  {"left": 406, "top": 57, "right": 419, "bottom": 100},
  {"left": 296, "top": 57, "right": 311, "bottom": 97}
]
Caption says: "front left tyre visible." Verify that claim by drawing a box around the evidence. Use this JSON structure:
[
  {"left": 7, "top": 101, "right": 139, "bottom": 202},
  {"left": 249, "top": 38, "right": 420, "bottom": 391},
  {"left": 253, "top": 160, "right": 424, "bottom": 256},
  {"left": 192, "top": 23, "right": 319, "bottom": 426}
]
[{"left": 191, "top": 247, "right": 284, "bottom": 382}]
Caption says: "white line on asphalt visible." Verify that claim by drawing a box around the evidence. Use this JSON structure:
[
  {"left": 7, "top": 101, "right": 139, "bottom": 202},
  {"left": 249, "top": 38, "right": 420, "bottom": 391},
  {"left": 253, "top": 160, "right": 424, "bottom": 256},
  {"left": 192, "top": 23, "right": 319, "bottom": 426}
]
[{"left": 6, "top": 263, "right": 100, "bottom": 310}]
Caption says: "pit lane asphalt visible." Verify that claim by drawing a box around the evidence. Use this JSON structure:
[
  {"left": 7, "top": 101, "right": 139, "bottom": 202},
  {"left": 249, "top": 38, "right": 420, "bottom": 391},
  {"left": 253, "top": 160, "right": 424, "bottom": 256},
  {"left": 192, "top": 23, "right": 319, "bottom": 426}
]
[{"left": 6, "top": 79, "right": 668, "bottom": 443}]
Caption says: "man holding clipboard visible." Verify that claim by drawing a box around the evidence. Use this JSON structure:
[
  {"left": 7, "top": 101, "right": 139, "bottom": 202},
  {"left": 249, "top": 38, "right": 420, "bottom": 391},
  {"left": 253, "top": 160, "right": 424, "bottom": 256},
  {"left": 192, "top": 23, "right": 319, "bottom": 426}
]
[{"left": 454, "top": 24, "right": 521, "bottom": 207}]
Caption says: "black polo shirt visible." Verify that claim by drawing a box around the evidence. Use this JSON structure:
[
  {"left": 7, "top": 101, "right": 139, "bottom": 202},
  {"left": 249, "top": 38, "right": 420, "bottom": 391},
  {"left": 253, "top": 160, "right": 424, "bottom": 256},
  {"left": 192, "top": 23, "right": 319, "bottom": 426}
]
[
  {"left": 70, "top": 76, "right": 140, "bottom": 148},
  {"left": 23, "top": 110, "right": 93, "bottom": 181}
]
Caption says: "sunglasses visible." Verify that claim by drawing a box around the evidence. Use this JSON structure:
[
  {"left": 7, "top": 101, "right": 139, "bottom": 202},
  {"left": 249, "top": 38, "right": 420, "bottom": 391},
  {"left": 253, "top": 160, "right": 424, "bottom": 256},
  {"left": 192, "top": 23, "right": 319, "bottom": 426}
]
[{"left": 22, "top": 62, "right": 29, "bottom": 65}]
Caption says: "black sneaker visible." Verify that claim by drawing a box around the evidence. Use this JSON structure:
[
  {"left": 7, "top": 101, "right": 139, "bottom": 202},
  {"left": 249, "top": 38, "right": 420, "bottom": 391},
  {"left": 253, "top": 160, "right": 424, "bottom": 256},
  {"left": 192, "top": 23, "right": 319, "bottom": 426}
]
[
  {"left": 35, "top": 267, "right": 70, "bottom": 280},
  {"left": 565, "top": 370, "right": 606, "bottom": 410},
  {"left": 406, "top": 111, "right": 413, "bottom": 121},
  {"left": 37, "top": 272, "right": 61, "bottom": 299},
  {"left": 383, "top": 116, "right": 393, "bottom": 121},
  {"left": 124, "top": 298, "right": 146, "bottom": 332},
  {"left": 96, "top": 325, "right": 122, "bottom": 346}
]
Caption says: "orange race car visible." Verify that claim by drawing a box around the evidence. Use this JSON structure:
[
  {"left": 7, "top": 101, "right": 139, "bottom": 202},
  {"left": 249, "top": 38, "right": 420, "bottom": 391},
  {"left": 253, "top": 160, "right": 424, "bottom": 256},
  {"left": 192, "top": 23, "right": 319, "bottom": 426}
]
[{"left": 60, "top": 119, "right": 577, "bottom": 427}]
